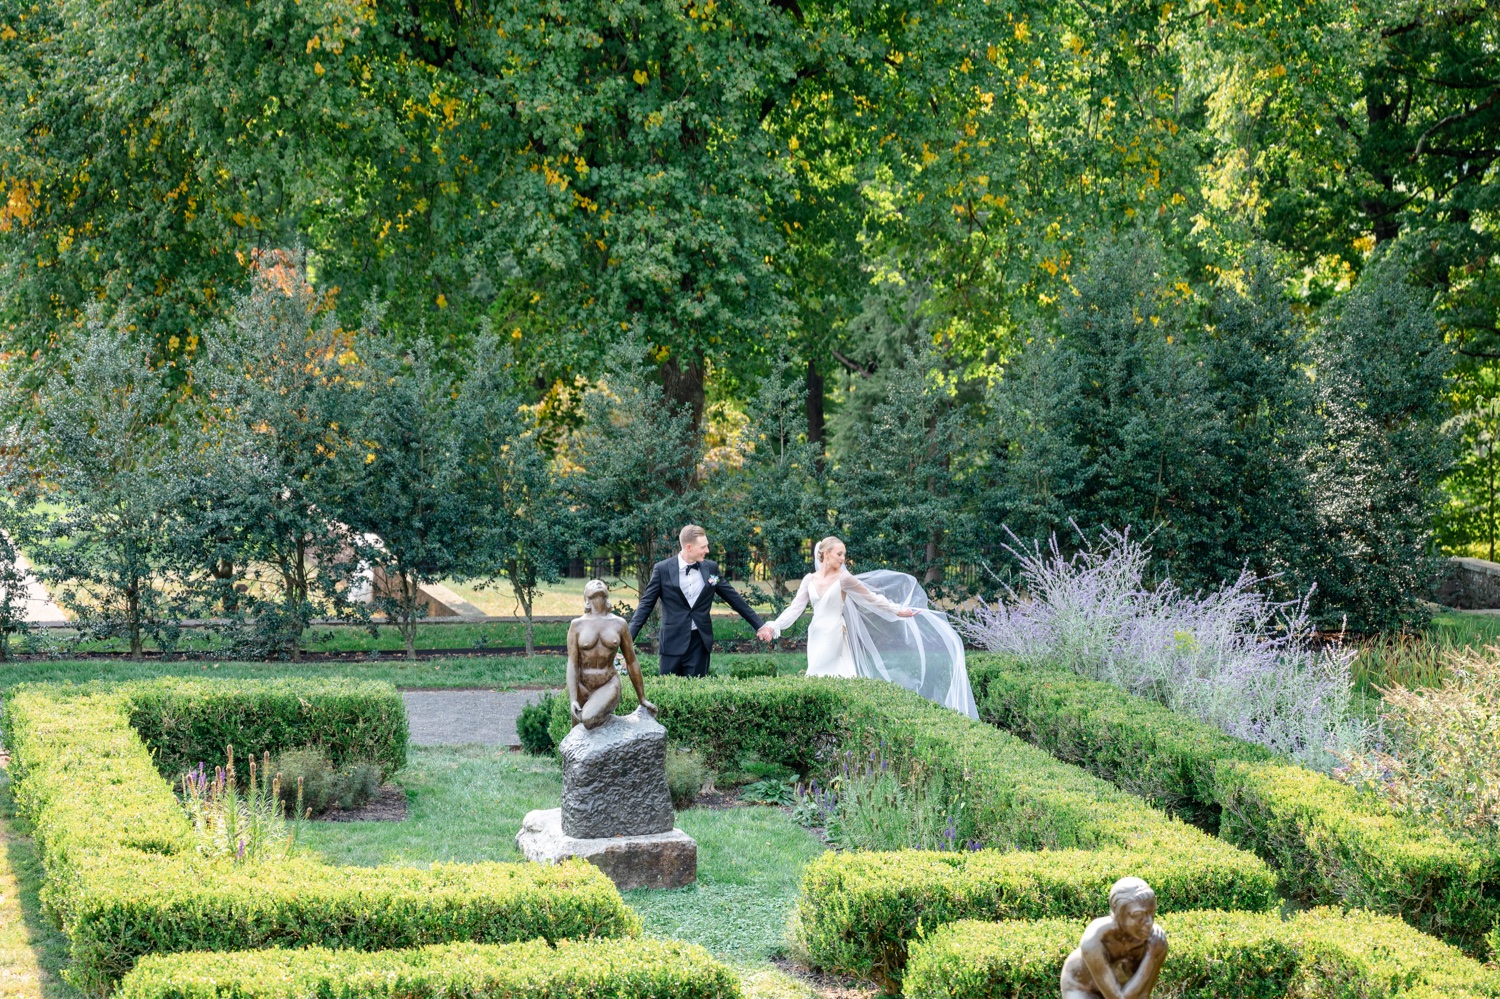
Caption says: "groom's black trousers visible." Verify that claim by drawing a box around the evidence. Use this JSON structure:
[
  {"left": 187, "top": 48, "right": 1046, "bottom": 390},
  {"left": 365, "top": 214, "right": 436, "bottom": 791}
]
[{"left": 658, "top": 630, "right": 712, "bottom": 677}]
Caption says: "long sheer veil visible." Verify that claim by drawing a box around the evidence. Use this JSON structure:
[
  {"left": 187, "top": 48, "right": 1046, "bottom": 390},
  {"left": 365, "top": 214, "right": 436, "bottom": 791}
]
[{"left": 815, "top": 551, "right": 977, "bottom": 719}]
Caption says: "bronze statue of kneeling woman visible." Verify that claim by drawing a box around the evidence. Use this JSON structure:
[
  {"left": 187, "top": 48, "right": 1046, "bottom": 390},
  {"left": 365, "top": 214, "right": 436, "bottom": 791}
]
[{"left": 567, "top": 579, "right": 657, "bottom": 729}]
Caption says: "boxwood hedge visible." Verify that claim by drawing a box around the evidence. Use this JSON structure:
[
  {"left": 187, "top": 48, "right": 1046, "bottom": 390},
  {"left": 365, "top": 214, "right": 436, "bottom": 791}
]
[
  {"left": 117, "top": 938, "right": 740, "bottom": 999},
  {"left": 2, "top": 681, "right": 636, "bottom": 993},
  {"left": 904, "top": 907, "right": 1500, "bottom": 999},
  {"left": 969, "top": 655, "right": 1500, "bottom": 958},
  {"left": 544, "top": 674, "right": 1277, "bottom": 987}
]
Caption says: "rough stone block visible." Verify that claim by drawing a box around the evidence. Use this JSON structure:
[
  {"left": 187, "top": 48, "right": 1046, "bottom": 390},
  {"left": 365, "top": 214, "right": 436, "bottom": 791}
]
[
  {"left": 516, "top": 808, "right": 697, "bottom": 891},
  {"left": 559, "top": 708, "right": 674, "bottom": 838}
]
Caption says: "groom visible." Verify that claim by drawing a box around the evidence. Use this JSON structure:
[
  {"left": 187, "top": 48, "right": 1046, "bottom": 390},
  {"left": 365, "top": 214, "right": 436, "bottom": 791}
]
[{"left": 629, "top": 524, "right": 776, "bottom": 676}]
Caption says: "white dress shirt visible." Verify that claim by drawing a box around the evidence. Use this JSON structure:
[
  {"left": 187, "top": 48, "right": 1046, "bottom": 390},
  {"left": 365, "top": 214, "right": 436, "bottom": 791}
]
[{"left": 677, "top": 553, "right": 705, "bottom": 629}]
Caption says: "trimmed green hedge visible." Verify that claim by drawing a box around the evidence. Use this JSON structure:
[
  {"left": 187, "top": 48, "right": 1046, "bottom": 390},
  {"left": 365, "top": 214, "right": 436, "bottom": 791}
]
[
  {"left": 3, "top": 681, "right": 637, "bottom": 993},
  {"left": 125, "top": 677, "right": 409, "bottom": 781},
  {"left": 969, "top": 656, "right": 1272, "bottom": 831},
  {"left": 904, "top": 907, "right": 1500, "bottom": 999},
  {"left": 970, "top": 655, "right": 1500, "bottom": 957},
  {"left": 117, "top": 938, "right": 739, "bottom": 999},
  {"left": 544, "top": 675, "right": 1275, "bottom": 987}
]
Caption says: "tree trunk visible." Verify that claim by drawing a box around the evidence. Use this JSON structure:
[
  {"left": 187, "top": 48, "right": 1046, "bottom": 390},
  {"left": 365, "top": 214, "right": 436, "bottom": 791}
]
[
  {"left": 806, "top": 359, "right": 826, "bottom": 447},
  {"left": 660, "top": 352, "right": 706, "bottom": 432},
  {"left": 128, "top": 584, "right": 143, "bottom": 660}
]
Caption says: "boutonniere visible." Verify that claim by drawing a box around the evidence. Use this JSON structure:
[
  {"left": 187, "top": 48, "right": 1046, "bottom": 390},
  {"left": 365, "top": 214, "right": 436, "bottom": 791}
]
[{"left": 707, "top": 575, "right": 720, "bottom": 587}]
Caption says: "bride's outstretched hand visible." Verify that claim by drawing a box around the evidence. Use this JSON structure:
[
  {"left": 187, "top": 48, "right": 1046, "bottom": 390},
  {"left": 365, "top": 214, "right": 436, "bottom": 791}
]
[{"left": 897, "top": 608, "right": 917, "bottom": 618}]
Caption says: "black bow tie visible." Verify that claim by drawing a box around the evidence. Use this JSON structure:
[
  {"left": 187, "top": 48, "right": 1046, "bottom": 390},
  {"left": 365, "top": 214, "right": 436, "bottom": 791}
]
[{"left": 683, "top": 562, "right": 701, "bottom": 573}]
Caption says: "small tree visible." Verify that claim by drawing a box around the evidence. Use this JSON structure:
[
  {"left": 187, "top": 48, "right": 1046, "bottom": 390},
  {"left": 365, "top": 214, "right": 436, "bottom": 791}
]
[
  {"left": 23, "top": 312, "right": 187, "bottom": 658},
  {"left": 1309, "top": 248, "right": 1455, "bottom": 632},
  {"left": 463, "top": 329, "right": 575, "bottom": 655},
  {"left": 0, "top": 528, "right": 32, "bottom": 660},
  {"left": 196, "top": 265, "right": 367, "bottom": 658},
  {"left": 565, "top": 339, "right": 701, "bottom": 600},
  {"left": 835, "top": 340, "right": 977, "bottom": 594},
  {"left": 339, "top": 332, "right": 489, "bottom": 659},
  {"left": 715, "top": 353, "right": 826, "bottom": 607}
]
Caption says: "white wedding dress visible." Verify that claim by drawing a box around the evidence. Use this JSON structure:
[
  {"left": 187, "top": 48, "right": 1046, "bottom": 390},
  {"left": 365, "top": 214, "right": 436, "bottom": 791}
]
[{"left": 768, "top": 568, "right": 978, "bottom": 719}]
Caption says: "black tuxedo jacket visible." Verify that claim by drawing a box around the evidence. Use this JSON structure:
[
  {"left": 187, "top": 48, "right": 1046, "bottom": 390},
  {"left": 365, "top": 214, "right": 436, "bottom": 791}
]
[{"left": 628, "top": 557, "right": 765, "bottom": 656}]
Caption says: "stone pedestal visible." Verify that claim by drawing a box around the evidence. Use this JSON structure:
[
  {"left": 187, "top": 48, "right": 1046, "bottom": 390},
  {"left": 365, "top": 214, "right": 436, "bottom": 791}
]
[
  {"left": 516, "top": 808, "right": 697, "bottom": 890},
  {"left": 559, "top": 708, "right": 674, "bottom": 838}
]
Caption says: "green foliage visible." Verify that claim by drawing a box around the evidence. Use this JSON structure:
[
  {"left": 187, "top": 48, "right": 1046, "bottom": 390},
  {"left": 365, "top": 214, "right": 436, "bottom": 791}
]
[
  {"left": 834, "top": 339, "right": 977, "bottom": 597},
  {"left": 796, "top": 844, "right": 1276, "bottom": 990},
  {"left": 1438, "top": 362, "right": 1500, "bottom": 559},
  {"left": 339, "top": 329, "right": 494, "bottom": 659},
  {"left": 563, "top": 339, "right": 701, "bottom": 597},
  {"left": 971, "top": 654, "right": 1500, "bottom": 956},
  {"left": 124, "top": 677, "right": 409, "bottom": 784},
  {"left": 116, "top": 938, "right": 740, "bottom": 999},
  {"left": 515, "top": 694, "right": 558, "bottom": 757},
  {"left": 971, "top": 656, "right": 1273, "bottom": 832},
  {"left": 270, "top": 745, "right": 381, "bottom": 817},
  {"left": 665, "top": 747, "right": 708, "bottom": 809},
  {"left": 1, "top": 681, "right": 637, "bottom": 993},
  {"left": 1216, "top": 760, "right": 1500, "bottom": 956},
  {"left": 0, "top": 526, "right": 32, "bottom": 660},
  {"left": 462, "top": 329, "right": 574, "bottom": 656},
  {"left": 990, "top": 236, "right": 1318, "bottom": 596},
  {"left": 713, "top": 353, "right": 826, "bottom": 604},
  {"left": 15, "top": 316, "right": 192, "bottom": 658},
  {"left": 180, "top": 748, "right": 299, "bottom": 863},
  {"left": 904, "top": 909, "right": 1500, "bottom": 999},
  {"left": 192, "top": 272, "right": 370, "bottom": 657},
  {"left": 1307, "top": 248, "right": 1455, "bottom": 633}
]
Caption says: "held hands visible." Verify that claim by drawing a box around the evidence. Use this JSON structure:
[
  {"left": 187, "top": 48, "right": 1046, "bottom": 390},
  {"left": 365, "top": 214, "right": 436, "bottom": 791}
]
[{"left": 756, "top": 625, "right": 776, "bottom": 642}]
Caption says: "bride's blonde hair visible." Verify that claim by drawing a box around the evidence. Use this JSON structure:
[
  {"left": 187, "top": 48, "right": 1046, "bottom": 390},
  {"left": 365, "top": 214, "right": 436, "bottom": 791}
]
[{"left": 815, "top": 536, "right": 848, "bottom": 568}]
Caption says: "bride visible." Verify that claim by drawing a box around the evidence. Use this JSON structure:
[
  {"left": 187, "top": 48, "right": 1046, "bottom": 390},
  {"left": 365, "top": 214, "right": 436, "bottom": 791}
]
[{"left": 765, "top": 536, "right": 978, "bottom": 719}]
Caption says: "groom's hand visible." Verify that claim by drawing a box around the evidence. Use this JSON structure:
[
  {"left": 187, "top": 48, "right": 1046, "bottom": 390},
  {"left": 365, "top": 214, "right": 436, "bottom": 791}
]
[{"left": 756, "top": 625, "right": 775, "bottom": 642}]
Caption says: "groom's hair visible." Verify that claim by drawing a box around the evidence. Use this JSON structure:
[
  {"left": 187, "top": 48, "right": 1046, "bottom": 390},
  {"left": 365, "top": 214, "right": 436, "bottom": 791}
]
[{"left": 679, "top": 524, "right": 706, "bottom": 547}]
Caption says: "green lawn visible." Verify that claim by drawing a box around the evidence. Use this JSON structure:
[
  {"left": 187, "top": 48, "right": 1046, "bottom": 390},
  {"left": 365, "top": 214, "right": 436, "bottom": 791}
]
[
  {"left": 0, "top": 655, "right": 571, "bottom": 691},
  {"left": 18, "top": 614, "right": 809, "bottom": 657},
  {"left": 297, "top": 746, "right": 827, "bottom": 965}
]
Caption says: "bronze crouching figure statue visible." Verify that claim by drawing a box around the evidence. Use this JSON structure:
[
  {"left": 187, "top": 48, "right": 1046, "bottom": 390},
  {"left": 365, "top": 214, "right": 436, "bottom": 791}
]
[
  {"left": 566, "top": 579, "right": 657, "bottom": 729},
  {"left": 1060, "top": 877, "right": 1168, "bottom": 999}
]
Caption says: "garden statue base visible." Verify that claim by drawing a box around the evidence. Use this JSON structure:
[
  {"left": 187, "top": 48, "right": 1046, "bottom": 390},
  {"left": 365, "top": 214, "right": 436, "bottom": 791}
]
[
  {"left": 559, "top": 707, "right": 674, "bottom": 838},
  {"left": 516, "top": 808, "right": 698, "bottom": 890}
]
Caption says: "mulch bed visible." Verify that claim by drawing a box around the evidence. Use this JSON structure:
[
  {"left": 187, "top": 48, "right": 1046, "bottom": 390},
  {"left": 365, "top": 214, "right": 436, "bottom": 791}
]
[
  {"left": 313, "top": 785, "right": 407, "bottom": 822},
  {"left": 769, "top": 958, "right": 880, "bottom": 999}
]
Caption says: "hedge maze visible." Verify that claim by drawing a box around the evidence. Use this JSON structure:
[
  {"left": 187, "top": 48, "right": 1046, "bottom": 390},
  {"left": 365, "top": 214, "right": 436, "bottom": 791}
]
[{"left": 4, "top": 671, "right": 1498, "bottom": 998}]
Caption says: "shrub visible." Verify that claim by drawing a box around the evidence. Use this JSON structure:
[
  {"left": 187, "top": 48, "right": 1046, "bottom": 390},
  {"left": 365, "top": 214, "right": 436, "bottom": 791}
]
[
  {"left": 959, "top": 528, "right": 1367, "bottom": 771},
  {"left": 117, "top": 937, "right": 740, "bottom": 999},
  {"left": 516, "top": 693, "right": 558, "bottom": 756},
  {"left": 904, "top": 908, "right": 1500, "bottom": 999},
  {"left": 2, "top": 682, "right": 638, "bottom": 993},
  {"left": 271, "top": 745, "right": 380, "bottom": 816},
  {"left": 665, "top": 748, "right": 707, "bottom": 809},
  {"left": 970, "top": 654, "right": 1500, "bottom": 957},
  {"left": 124, "top": 677, "right": 408, "bottom": 782},
  {"left": 1215, "top": 760, "right": 1500, "bottom": 956},
  {"left": 815, "top": 746, "right": 965, "bottom": 852},
  {"left": 797, "top": 841, "right": 1277, "bottom": 990},
  {"left": 1336, "top": 644, "right": 1500, "bottom": 833}
]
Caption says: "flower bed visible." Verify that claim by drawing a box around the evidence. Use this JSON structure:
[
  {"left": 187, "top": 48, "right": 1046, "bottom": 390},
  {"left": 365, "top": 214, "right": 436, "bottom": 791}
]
[{"left": 970, "top": 655, "right": 1500, "bottom": 957}]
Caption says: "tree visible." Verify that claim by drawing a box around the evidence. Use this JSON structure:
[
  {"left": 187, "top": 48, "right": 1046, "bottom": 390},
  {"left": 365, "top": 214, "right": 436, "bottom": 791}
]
[
  {"left": 1309, "top": 247, "right": 1456, "bottom": 632},
  {"left": 834, "top": 338, "right": 977, "bottom": 594},
  {"left": 338, "top": 332, "right": 489, "bottom": 660},
  {"left": 463, "top": 329, "right": 575, "bottom": 656},
  {"left": 21, "top": 313, "right": 188, "bottom": 658},
  {"left": 196, "top": 262, "right": 366, "bottom": 659},
  {"left": 565, "top": 339, "right": 700, "bottom": 601},
  {"left": 714, "top": 353, "right": 827, "bottom": 608},
  {"left": 1438, "top": 362, "right": 1500, "bottom": 560},
  {"left": 0, "top": 527, "right": 31, "bottom": 660}
]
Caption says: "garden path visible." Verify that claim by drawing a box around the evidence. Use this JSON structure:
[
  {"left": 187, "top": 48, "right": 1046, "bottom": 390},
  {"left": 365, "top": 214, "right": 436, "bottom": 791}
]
[{"left": 400, "top": 689, "right": 556, "bottom": 748}]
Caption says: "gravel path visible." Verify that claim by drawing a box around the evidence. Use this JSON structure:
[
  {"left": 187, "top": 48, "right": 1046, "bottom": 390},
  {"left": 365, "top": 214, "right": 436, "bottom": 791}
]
[{"left": 401, "top": 689, "right": 558, "bottom": 747}]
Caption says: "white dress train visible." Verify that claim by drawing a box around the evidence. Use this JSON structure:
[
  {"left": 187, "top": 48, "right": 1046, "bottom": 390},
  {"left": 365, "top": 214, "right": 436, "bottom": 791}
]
[{"left": 768, "top": 568, "right": 979, "bottom": 719}]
